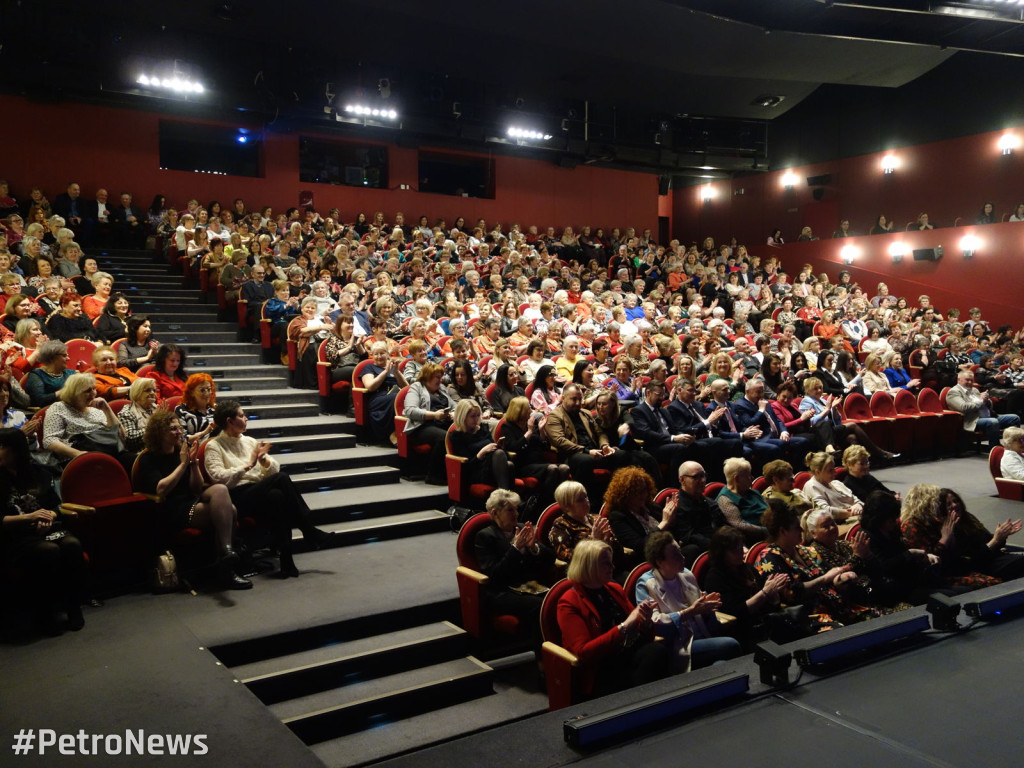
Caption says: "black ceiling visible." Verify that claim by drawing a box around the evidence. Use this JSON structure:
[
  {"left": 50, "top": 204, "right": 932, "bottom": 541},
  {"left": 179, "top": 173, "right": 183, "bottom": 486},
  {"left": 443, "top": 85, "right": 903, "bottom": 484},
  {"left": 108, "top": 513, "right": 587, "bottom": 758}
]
[{"left": 2, "top": 0, "right": 1021, "bottom": 178}]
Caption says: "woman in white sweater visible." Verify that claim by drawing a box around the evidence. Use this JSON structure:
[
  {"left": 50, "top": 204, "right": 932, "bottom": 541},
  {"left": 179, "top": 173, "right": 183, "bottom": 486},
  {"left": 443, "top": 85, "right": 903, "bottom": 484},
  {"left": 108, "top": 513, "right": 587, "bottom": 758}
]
[{"left": 203, "top": 399, "right": 334, "bottom": 577}]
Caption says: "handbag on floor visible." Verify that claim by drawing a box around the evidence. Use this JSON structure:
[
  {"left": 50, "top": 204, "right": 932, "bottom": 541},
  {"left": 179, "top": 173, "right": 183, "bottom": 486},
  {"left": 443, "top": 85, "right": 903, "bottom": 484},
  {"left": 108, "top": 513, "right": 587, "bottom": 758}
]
[{"left": 151, "top": 550, "right": 180, "bottom": 592}]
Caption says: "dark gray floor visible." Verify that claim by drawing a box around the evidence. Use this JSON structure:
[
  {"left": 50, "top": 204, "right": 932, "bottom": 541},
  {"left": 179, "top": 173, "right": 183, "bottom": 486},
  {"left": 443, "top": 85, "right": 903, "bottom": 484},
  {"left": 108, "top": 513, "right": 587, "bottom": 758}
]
[{"left": 3, "top": 455, "right": 1021, "bottom": 768}]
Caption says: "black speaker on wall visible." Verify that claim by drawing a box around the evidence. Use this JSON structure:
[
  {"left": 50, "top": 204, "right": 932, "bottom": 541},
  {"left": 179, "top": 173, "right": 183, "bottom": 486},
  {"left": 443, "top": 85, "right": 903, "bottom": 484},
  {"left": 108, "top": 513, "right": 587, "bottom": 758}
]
[
  {"left": 658, "top": 175, "right": 672, "bottom": 195},
  {"left": 812, "top": 188, "right": 826, "bottom": 201},
  {"left": 913, "top": 247, "right": 943, "bottom": 262},
  {"left": 806, "top": 173, "right": 832, "bottom": 187}
]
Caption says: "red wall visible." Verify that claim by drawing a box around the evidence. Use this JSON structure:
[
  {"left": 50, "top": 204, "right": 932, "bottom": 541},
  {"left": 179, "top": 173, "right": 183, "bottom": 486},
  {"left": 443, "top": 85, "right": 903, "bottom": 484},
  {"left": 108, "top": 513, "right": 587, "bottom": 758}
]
[
  {"left": 675, "top": 126, "right": 1024, "bottom": 328},
  {"left": 0, "top": 95, "right": 657, "bottom": 233}
]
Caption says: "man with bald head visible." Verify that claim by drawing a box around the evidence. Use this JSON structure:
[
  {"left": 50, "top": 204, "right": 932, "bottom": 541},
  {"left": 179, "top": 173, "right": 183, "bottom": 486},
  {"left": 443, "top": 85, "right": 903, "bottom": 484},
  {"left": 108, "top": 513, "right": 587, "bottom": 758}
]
[{"left": 669, "top": 461, "right": 722, "bottom": 565}]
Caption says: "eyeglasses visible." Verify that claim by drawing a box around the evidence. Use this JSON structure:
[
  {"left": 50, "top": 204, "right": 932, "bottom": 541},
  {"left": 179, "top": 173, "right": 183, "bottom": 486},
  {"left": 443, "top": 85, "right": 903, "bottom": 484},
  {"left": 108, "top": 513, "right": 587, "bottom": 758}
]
[{"left": 681, "top": 472, "right": 707, "bottom": 480}]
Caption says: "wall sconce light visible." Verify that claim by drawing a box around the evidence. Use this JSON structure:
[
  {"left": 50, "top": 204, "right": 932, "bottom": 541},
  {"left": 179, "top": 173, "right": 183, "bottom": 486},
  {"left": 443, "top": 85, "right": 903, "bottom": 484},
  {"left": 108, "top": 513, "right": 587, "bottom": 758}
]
[
  {"left": 998, "top": 133, "right": 1020, "bottom": 156},
  {"left": 780, "top": 171, "right": 798, "bottom": 189},
  {"left": 888, "top": 242, "right": 908, "bottom": 263},
  {"left": 840, "top": 244, "right": 860, "bottom": 265},
  {"left": 960, "top": 234, "right": 980, "bottom": 259},
  {"left": 880, "top": 155, "right": 899, "bottom": 175},
  {"left": 700, "top": 185, "right": 716, "bottom": 203}
]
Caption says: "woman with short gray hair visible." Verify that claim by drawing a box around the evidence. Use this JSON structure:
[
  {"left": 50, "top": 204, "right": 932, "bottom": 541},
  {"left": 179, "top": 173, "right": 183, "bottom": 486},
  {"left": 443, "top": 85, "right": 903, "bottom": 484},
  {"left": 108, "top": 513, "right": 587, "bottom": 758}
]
[{"left": 25, "top": 341, "right": 73, "bottom": 407}]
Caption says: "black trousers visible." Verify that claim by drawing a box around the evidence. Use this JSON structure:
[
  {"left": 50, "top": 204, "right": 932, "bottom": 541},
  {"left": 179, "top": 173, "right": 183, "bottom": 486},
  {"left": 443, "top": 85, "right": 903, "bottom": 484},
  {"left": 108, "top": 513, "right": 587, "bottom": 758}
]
[{"left": 228, "top": 472, "right": 316, "bottom": 552}]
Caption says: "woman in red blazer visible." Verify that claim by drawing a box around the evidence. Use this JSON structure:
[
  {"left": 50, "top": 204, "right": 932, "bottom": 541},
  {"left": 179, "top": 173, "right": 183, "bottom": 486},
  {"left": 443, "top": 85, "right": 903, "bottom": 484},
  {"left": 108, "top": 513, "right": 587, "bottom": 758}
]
[{"left": 557, "top": 540, "right": 672, "bottom": 697}]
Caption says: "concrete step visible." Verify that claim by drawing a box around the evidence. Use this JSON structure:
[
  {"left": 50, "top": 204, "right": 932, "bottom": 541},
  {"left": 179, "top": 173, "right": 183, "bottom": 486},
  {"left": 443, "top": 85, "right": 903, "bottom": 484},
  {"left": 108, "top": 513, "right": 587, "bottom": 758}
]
[
  {"left": 190, "top": 353, "right": 265, "bottom": 367},
  {"left": 290, "top": 465, "right": 400, "bottom": 494},
  {"left": 209, "top": 364, "right": 289, "bottom": 380},
  {"left": 270, "top": 656, "right": 494, "bottom": 745},
  {"left": 246, "top": 415, "right": 355, "bottom": 438},
  {"left": 277, "top": 446, "right": 399, "bottom": 475},
  {"left": 213, "top": 376, "right": 291, "bottom": 390},
  {"left": 296, "top": 509, "right": 452, "bottom": 548},
  {"left": 304, "top": 481, "right": 449, "bottom": 519},
  {"left": 243, "top": 402, "right": 321, "bottom": 420},
  {"left": 221, "top": 388, "right": 318, "bottom": 405},
  {"left": 235, "top": 621, "right": 470, "bottom": 704}
]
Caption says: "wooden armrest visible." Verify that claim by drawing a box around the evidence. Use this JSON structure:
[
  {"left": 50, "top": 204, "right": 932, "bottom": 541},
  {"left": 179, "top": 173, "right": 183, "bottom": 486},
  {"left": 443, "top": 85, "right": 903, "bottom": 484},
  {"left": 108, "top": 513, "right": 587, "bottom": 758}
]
[
  {"left": 60, "top": 503, "right": 95, "bottom": 517},
  {"left": 456, "top": 565, "right": 488, "bottom": 586},
  {"left": 138, "top": 493, "right": 163, "bottom": 503},
  {"left": 542, "top": 641, "right": 579, "bottom": 667},
  {"left": 446, "top": 453, "right": 468, "bottom": 464},
  {"left": 353, "top": 386, "right": 368, "bottom": 394},
  {"left": 715, "top": 611, "right": 737, "bottom": 625}
]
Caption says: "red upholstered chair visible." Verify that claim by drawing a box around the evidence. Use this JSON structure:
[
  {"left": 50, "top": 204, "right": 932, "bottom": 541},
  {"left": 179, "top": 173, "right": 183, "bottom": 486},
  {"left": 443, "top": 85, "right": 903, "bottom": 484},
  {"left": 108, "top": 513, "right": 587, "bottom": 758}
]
[
  {"left": 623, "top": 562, "right": 653, "bottom": 602},
  {"left": 258, "top": 301, "right": 276, "bottom": 362},
  {"left": 690, "top": 551, "right": 711, "bottom": 587},
  {"left": 868, "top": 391, "right": 914, "bottom": 455},
  {"left": 491, "top": 419, "right": 540, "bottom": 494},
  {"left": 536, "top": 503, "right": 563, "bottom": 547},
  {"left": 703, "top": 481, "right": 725, "bottom": 499},
  {"left": 539, "top": 578, "right": 582, "bottom": 711},
  {"left": 161, "top": 395, "right": 182, "bottom": 412},
  {"left": 940, "top": 386, "right": 984, "bottom": 450},
  {"left": 350, "top": 359, "right": 375, "bottom": 438},
  {"left": 198, "top": 263, "right": 210, "bottom": 295},
  {"left": 286, "top": 339, "right": 298, "bottom": 384},
  {"left": 842, "top": 392, "right": 891, "bottom": 448},
  {"left": 395, "top": 386, "right": 431, "bottom": 476},
  {"left": 793, "top": 472, "right": 812, "bottom": 490},
  {"left": 844, "top": 522, "right": 862, "bottom": 541},
  {"left": 919, "top": 387, "right": 962, "bottom": 449},
  {"left": 66, "top": 338, "right": 99, "bottom": 371},
  {"left": 236, "top": 297, "right": 249, "bottom": 332},
  {"left": 894, "top": 388, "right": 940, "bottom": 456},
  {"left": 107, "top": 398, "right": 131, "bottom": 415},
  {"left": 136, "top": 364, "right": 156, "bottom": 378},
  {"left": 989, "top": 447, "right": 1024, "bottom": 501},
  {"left": 166, "top": 243, "right": 178, "bottom": 270},
  {"left": 745, "top": 540, "right": 770, "bottom": 565},
  {"left": 455, "top": 512, "right": 524, "bottom": 639},
  {"left": 654, "top": 488, "right": 677, "bottom": 506},
  {"left": 485, "top": 382, "right": 499, "bottom": 412},
  {"left": 316, "top": 339, "right": 350, "bottom": 414},
  {"left": 751, "top": 476, "right": 769, "bottom": 492},
  {"left": 60, "top": 453, "right": 156, "bottom": 587}
]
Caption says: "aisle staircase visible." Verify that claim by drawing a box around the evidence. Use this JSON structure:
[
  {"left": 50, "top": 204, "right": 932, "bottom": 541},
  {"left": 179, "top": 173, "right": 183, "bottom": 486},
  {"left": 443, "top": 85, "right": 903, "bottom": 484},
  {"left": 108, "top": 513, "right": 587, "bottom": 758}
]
[
  {"left": 100, "top": 250, "right": 546, "bottom": 764},
  {"left": 100, "top": 250, "right": 452, "bottom": 548}
]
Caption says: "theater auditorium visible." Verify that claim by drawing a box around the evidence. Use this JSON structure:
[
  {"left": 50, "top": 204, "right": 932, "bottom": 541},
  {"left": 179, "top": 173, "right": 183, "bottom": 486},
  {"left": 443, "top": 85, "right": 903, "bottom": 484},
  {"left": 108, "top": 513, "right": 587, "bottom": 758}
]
[{"left": 3, "top": 3, "right": 1024, "bottom": 767}]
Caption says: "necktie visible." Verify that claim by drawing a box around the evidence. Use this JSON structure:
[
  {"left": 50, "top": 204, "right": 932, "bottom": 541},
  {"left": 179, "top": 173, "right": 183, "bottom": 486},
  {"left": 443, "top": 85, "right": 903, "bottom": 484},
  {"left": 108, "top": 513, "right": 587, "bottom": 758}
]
[
  {"left": 721, "top": 404, "right": 737, "bottom": 432},
  {"left": 764, "top": 406, "right": 780, "bottom": 437},
  {"left": 689, "top": 404, "right": 710, "bottom": 436}
]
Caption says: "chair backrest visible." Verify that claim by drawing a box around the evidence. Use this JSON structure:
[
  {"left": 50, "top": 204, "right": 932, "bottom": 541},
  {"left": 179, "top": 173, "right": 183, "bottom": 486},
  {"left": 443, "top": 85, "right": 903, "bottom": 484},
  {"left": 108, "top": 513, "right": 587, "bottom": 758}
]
[
  {"left": 751, "top": 475, "right": 769, "bottom": 492},
  {"left": 539, "top": 578, "right": 575, "bottom": 645},
  {"left": 61, "top": 453, "right": 135, "bottom": 505},
  {"left": 492, "top": 418, "right": 507, "bottom": 443},
  {"left": 485, "top": 383, "right": 498, "bottom": 410},
  {"left": 395, "top": 385, "right": 411, "bottom": 418},
  {"left": 161, "top": 395, "right": 183, "bottom": 412},
  {"left": 137, "top": 364, "right": 156, "bottom": 377},
  {"left": 653, "top": 488, "right": 677, "bottom": 505},
  {"left": 690, "top": 552, "right": 711, "bottom": 587},
  {"left": 317, "top": 338, "right": 330, "bottom": 364},
  {"left": 110, "top": 338, "right": 126, "bottom": 354},
  {"left": 704, "top": 481, "right": 725, "bottom": 498},
  {"left": 745, "top": 540, "right": 770, "bottom": 565},
  {"left": 893, "top": 388, "right": 919, "bottom": 416},
  {"left": 918, "top": 387, "right": 942, "bottom": 414},
  {"left": 623, "top": 562, "right": 653, "bottom": 603},
  {"left": 793, "top": 471, "right": 812, "bottom": 490},
  {"left": 939, "top": 387, "right": 951, "bottom": 410},
  {"left": 990, "top": 446, "right": 1005, "bottom": 480},
  {"left": 524, "top": 381, "right": 537, "bottom": 401},
  {"left": 844, "top": 392, "right": 873, "bottom": 420},
  {"left": 444, "top": 424, "right": 457, "bottom": 455},
  {"left": 536, "top": 503, "right": 562, "bottom": 546},
  {"left": 869, "top": 390, "right": 897, "bottom": 418},
  {"left": 107, "top": 398, "right": 131, "bottom": 415},
  {"left": 65, "top": 338, "right": 99, "bottom": 371},
  {"left": 130, "top": 451, "right": 145, "bottom": 491},
  {"left": 843, "top": 522, "right": 862, "bottom": 541},
  {"left": 352, "top": 358, "right": 374, "bottom": 388},
  {"left": 196, "top": 439, "right": 213, "bottom": 484},
  {"left": 455, "top": 512, "right": 493, "bottom": 571}
]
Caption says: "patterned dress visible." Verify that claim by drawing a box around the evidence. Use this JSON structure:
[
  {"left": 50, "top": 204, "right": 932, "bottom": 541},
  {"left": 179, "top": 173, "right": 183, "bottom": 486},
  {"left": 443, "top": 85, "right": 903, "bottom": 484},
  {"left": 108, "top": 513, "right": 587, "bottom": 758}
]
[{"left": 901, "top": 516, "right": 1002, "bottom": 590}]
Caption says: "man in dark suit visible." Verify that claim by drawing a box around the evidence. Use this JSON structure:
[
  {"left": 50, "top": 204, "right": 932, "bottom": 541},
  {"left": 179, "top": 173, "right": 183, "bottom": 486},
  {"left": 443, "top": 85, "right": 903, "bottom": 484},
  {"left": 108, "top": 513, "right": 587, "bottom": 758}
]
[
  {"left": 109, "top": 191, "right": 145, "bottom": 248},
  {"left": 733, "top": 379, "right": 812, "bottom": 469},
  {"left": 240, "top": 265, "right": 275, "bottom": 341},
  {"left": 629, "top": 380, "right": 696, "bottom": 484},
  {"left": 665, "top": 378, "right": 744, "bottom": 479},
  {"left": 670, "top": 461, "right": 722, "bottom": 564},
  {"left": 79, "top": 188, "right": 113, "bottom": 247},
  {"left": 53, "top": 182, "right": 88, "bottom": 242},
  {"left": 474, "top": 489, "right": 555, "bottom": 646},
  {"left": 545, "top": 384, "right": 632, "bottom": 489}
]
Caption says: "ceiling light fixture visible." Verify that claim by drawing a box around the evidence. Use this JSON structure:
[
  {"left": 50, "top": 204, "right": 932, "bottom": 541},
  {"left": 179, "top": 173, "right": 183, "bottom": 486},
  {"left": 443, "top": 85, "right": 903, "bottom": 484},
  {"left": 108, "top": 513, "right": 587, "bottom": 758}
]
[
  {"left": 998, "top": 133, "right": 1020, "bottom": 155},
  {"left": 343, "top": 105, "right": 398, "bottom": 120},
  {"left": 507, "top": 127, "right": 552, "bottom": 141},
  {"left": 137, "top": 74, "right": 204, "bottom": 94}
]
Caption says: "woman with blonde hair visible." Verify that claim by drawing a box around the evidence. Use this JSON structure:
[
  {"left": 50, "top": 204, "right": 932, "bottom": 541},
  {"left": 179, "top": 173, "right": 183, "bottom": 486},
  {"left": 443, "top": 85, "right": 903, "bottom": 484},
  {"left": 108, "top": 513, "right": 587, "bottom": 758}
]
[
  {"left": 448, "top": 398, "right": 512, "bottom": 490},
  {"left": 117, "top": 377, "right": 159, "bottom": 452},
  {"left": 803, "top": 451, "right": 862, "bottom": 523},
  {"left": 548, "top": 480, "right": 621, "bottom": 565}
]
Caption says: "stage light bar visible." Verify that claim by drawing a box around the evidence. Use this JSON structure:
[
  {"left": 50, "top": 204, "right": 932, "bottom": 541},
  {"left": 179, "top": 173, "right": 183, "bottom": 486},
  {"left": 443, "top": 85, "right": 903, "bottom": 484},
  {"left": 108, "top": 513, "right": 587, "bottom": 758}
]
[
  {"left": 964, "top": 581, "right": 1024, "bottom": 619},
  {"left": 794, "top": 611, "right": 931, "bottom": 667},
  {"left": 343, "top": 105, "right": 398, "bottom": 120},
  {"left": 137, "top": 75, "right": 204, "bottom": 94},
  {"left": 507, "top": 127, "right": 552, "bottom": 141},
  {"left": 562, "top": 671, "right": 748, "bottom": 749}
]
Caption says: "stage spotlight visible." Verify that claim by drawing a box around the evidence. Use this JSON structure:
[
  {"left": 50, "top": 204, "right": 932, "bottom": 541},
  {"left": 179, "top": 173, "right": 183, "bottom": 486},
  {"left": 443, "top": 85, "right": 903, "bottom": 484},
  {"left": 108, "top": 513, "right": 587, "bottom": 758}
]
[
  {"left": 754, "top": 641, "right": 792, "bottom": 686},
  {"left": 927, "top": 593, "right": 962, "bottom": 631},
  {"left": 793, "top": 610, "right": 931, "bottom": 667}
]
